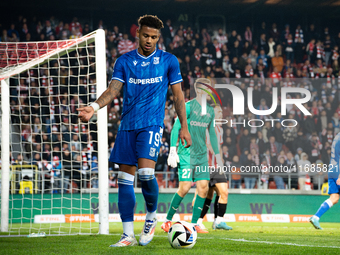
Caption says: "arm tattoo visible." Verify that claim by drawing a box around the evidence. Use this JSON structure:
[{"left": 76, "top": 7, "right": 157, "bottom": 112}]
[{"left": 95, "top": 79, "right": 123, "bottom": 108}]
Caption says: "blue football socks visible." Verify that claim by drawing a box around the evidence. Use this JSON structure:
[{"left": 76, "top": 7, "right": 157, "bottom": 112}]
[
  {"left": 139, "top": 168, "right": 159, "bottom": 220},
  {"left": 315, "top": 199, "right": 333, "bottom": 219},
  {"left": 118, "top": 171, "right": 135, "bottom": 236}
]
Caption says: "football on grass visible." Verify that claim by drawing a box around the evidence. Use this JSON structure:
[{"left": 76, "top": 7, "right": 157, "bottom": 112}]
[{"left": 167, "top": 221, "right": 197, "bottom": 249}]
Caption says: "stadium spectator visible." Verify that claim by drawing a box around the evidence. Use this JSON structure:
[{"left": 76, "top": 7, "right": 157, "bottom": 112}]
[
  {"left": 283, "top": 122, "right": 298, "bottom": 153},
  {"left": 240, "top": 148, "right": 250, "bottom": 165},
  {"left": 19, "top": 23, "right": 29, "bottom": 41},
  {"left": 297, "top": 152, "right": 311, "bottom": 190},
  {"left": 267, "top": 136, "right": 280, "bottom": 163},
  {"left": 69, "top": 17, "right": 82, "bottom": 33},
  {"left": 269, "top": 23, "right": 280, "bottom": 43},
  {"left": 41, "top": 20, "right": 55, "bottom": 39},
  {"left": 321, "top": 143, "right": 332, "bottom": 164},
  {"left": 311, "top": 160, "right": 327, "bottom": 190},
  {"left": 271, "top": 51, "right": 284, "bottom": 73},
  {"left": 59, "top": 23, "right": 71, "bottom": 40},
  {"left": 230, "top": 155, "right": 242, "bottom": 189},
  {"left": 117, "top": 33, "right": 134, "bottom": 55},
  {"left": 257, "top": 33, "right": 268, "bottom": 53},
  {"left": 51, "top": 156, "right": 62, "bottom": 193},
  {"left": 267, "top": 37, "right": 276, "bottom": 58},
  {"left": 6, "top": 13, "right": 340, "bottom": 191},
  {"left": 273, "top": 156, "right": 287, "bottom": 189},
  {"left": 71, "top": 153, "right": 82, "bottom": 192},
  {"left": 244, "top": 153, "right": 257, "bottom": 189},
  {"left": 259, "top": 159, "right": 269, "bottom": 189},
  {"left": 7, "top": 23, "right": 20, "bottom": 40},
  {"left": 239, "top": 129, "right": 251, "bottom": 153}
]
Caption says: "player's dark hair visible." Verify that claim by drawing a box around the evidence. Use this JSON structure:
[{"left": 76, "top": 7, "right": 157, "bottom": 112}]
[{"left": 138, "top": 15, "right": 164, "bottom": 30}]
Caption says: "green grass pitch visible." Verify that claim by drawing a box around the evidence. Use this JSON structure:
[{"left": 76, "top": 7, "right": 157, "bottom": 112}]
[{"left": 1, "top": 222, "right": 340, "bottom": 254}]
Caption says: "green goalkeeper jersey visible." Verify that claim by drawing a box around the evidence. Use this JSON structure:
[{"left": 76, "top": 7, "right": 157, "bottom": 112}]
[{"left": 170, "top": 99, "right": 219, "bottom": 158}]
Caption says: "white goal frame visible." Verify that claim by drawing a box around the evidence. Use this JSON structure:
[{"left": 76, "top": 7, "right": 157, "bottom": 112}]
[{"left": 0, "top": 29, "right": 109, "bottom": 234}]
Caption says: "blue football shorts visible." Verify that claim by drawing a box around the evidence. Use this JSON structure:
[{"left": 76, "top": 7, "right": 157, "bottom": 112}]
[
  {"left": 109, "top": 125, "right": 163, "bottom": 166},
  {"left": 328, "top": 178, "right": 340, "bottom": 195}
]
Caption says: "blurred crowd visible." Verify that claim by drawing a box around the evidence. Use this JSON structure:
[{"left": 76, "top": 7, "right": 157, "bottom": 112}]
[{"left": 1, "top": 15, "right": 340, "bottom": 192}]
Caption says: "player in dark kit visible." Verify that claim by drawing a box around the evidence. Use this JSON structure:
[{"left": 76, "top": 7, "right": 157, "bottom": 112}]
[
  {"left": 78, "top": 15, "right": 191, "bottom": 247},
  {"left": 196, "top": 105, "right": 232, "bottom": 231}
]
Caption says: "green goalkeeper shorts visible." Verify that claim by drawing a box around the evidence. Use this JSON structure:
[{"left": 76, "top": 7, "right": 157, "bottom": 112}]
[{"left": 178, "top": 154, "right": 210, "bottom": 182}]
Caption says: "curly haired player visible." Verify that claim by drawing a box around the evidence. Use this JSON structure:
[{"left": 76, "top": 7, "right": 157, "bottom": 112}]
[{"left": 78, "top": 15, "right": 191, "bottom": 247}]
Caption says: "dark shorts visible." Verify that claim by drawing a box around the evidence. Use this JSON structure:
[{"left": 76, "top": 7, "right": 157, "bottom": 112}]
[
  {"left": 209, "top": 169, "right": 228, "bottom": 187},
  {"left": 109, "top": 125, "right": 163, "bottom": 166}
]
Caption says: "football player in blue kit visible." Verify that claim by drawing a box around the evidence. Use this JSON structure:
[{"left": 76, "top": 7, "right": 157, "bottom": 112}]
[
  {"left": 77, "top": 15, "right": 191, "bottom": 247},
  {"left": 310, "top": 132, "right": 340, "bottom": 230}
]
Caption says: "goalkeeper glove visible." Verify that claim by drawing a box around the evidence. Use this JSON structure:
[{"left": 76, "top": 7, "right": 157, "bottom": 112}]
[{"left": 167, "top": 147, "right": 179, "bottom": 168}]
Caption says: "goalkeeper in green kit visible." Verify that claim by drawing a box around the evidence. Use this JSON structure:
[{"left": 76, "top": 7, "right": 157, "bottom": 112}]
[{"left": 161, "top": 78, "right": 223, "bottom": 234}]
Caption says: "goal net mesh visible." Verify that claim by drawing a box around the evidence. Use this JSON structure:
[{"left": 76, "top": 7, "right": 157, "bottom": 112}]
[{"left": 0, "top": 32, "right": 105, "bottom": 236}]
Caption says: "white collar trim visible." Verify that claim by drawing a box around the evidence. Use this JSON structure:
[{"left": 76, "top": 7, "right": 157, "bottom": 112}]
[{"left": 136, "top": 49, "right": 157, "bottom": 59}]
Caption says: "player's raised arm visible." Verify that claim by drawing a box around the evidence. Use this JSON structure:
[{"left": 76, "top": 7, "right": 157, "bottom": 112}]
[
  {"left": 171, "top": 83, "right": 192, "bottom": 148},
  {"left": 77, "top": 79, "right": 123, "bottom": 122}
]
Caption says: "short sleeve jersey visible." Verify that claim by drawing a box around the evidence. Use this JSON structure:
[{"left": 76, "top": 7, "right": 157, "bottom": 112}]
[
  {"left": 112, "top": 49, "right": 183, "bottom": 130},
  {"left": 176, "top": 99, "right": 215, "bottom": 158},
  {"left": 329, "top": 132, "right": 340, "bottom": 178}
]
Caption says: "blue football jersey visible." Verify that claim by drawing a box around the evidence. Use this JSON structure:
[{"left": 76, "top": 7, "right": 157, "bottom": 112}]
[
  {"left": 329, "top": 132, "right": 340, "bottom": 178},
  {"left": 112, "top": 49, "right": 183, "bottom": 131}
]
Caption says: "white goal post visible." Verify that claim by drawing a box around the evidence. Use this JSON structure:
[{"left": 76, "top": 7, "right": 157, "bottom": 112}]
[{"left": 0, "top": 29, "right": 108, "bottom": 235}]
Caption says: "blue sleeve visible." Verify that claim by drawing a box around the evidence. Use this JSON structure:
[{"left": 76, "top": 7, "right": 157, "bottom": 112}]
[
  {"left": 111, "top": 57, "right": 125, "bottom": 83},
  {"left": 168, "top": 55, "right": 183, "bottom": 85},
  {"left": 336, "top": 142, "right": 340, "bottom": 169}
]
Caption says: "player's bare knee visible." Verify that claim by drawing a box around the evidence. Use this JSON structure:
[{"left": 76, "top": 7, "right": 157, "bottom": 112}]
[
  {"left": 178, "top": 182, "right": 191, "bottom": 197},
  {"left": 220, "top": 192, "right": 228, "bottom": 202},
  {"left": 178, "top": 189, "right": 189, "bottom": 197},
  {"left": 197, "top": 184, "right": 208, "bottom": 197},
  {"left": 330, "top": 194, "right": 340, "bottom": 204}
]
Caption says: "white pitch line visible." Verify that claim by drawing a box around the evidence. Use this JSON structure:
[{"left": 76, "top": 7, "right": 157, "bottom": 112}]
[
  {"left": 220, "top": 238, "right": 340, "bottom": 249},
  {"left": 1, "top": 233, "right": 340, "bottom": 249},
  {"left": 153, "top": 235, "right": 340, "bottom": 249}
]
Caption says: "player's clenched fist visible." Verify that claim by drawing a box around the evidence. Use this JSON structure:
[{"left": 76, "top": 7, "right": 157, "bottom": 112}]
[
  {"left": 77, "top": 106, "right": 94, "bottom": 122},
  {"left": 180, "top": 128, "right": 192, "bottom": 148}
]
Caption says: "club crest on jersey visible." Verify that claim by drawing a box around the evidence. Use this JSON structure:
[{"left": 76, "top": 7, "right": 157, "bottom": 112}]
[
  {"left": 149, "top": 147, "right": 156, "bottom": 157},
  {"left": 153, "top": 57, "right": 159, "bottom": 64},
  {"left": 133, "top": 60, "right": 137, "bottom": 66}
]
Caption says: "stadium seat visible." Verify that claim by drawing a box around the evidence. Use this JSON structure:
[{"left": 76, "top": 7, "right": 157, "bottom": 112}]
[
  {"left": 19, "top": 180, "right": 33, "bottom": 194},
  {"left": 168, "top": 180, "right": 177, "bottom": 188},
  {"left": 269, "top": 181, "right": 277, "bottom": 189},
  {"left": 157, "top": 174, "right": 166, "bottom": 188},
  {"left": 69, "top": 181, "right": 78, "bottom": 193}
]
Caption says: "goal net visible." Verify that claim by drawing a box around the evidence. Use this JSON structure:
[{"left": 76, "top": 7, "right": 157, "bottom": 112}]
[{"left": 0, "top": 29, "right": 109, "bottom": 236}]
